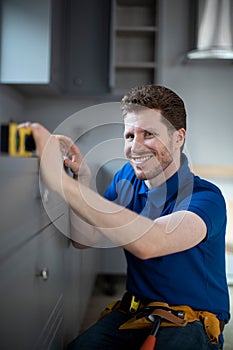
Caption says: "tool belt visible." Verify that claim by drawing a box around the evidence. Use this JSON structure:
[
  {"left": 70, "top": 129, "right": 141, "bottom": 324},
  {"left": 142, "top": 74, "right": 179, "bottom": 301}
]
[{"left": 98, "top": 292, "right": 225, "bottom": 344}]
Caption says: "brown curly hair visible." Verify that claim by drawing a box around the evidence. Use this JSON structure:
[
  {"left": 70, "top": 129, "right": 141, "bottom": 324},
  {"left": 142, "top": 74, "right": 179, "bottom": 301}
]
[{"left": 121, "top": 85, "right": 186, "bottom": 131}]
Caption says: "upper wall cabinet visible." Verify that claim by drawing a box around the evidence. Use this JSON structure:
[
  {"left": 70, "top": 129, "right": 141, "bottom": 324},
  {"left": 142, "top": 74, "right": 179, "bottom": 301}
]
[
  {"left": 0, "top": 0, "right": 64, "bottom": 93},
  {"left": 0, "top": 0, "right": 159, "bottom": 97},
  {"left": 109, "top": 0, "right": 159, "bottom": 95},
  {"left": 64, "top": 0, "right": 111, "bottom": 96}
]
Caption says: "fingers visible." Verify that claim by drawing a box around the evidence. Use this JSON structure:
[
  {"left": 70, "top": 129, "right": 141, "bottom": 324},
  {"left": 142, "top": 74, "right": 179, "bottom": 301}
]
[
  {"left": 55, "top": 135, "right": 75, "bottom": 153},
  {"left": 18, "top": 121, "right": 40, "bottom": 131},
  {"left": 55, "top": 134, "right": 73, "bottom": 145},
  {"left": 64, "top": 157, "right": 79, "bottom": 175},
  {"left": 55, "top": 135, "right": 83, "bottom": 172},
  {"left": 55, "top": 135, "right": 71, "bottom": 153},
  {"left": 55, "top": 135, "right": 81, "bottom": 177}
]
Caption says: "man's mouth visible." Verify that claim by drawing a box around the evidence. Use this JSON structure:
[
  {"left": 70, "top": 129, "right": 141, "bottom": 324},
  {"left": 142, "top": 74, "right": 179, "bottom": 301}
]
[{"left": 130, "top": 155, "right": 153, "bottom": 164}]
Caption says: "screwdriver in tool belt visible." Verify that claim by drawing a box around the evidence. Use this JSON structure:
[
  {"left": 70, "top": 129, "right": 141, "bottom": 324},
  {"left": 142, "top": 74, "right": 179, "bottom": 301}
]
[{"left": 140, "top": 315, "right": 162, "bottom": 350}]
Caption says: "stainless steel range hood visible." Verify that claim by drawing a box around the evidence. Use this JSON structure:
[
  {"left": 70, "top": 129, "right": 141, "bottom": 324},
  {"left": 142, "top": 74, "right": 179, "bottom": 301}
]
[{"left": 187, "top": 0, "right": 233, "bottom": 60}]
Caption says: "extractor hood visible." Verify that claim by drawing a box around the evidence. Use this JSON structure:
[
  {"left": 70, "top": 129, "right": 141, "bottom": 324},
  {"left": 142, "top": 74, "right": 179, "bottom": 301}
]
[{"left": 187, "top": 0, "right": 233, "bottom": 60}]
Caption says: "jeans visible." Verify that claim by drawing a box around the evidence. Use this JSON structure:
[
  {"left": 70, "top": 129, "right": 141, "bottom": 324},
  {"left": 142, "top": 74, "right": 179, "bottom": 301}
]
[{"left": 68, "top": 310, "right": 223, "bottom": 350}]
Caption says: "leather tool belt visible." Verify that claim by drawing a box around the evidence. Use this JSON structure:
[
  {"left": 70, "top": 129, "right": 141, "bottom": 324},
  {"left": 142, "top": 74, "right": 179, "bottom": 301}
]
[{"left": 98, "top": 292, "right": 225, "bottom": 344}]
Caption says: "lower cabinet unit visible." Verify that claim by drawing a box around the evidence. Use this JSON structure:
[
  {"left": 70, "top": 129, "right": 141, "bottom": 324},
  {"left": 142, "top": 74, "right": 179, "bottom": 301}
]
[{"left": 0, "top": 156, "right": 98, "bottom": 350}]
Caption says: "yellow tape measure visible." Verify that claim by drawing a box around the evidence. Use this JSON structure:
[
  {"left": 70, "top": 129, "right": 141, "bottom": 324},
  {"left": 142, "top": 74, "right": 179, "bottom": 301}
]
[{"left": 1, "top": 122, "right": 36, "bottom": 156}]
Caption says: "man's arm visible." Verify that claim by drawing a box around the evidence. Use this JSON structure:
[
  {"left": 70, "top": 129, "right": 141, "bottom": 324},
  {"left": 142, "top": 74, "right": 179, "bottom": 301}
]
[
  {"left": 27, "top": 123, "right": 207, "bottom": 259},
  {"left": 70, "top": 208, "right": 110, "bottom": 249},
  {"left": 56, "top": 134, "right": 94, "bottom": 249},
  {"left": 64, "top": 176, "right": 206, "bottom": 258}
]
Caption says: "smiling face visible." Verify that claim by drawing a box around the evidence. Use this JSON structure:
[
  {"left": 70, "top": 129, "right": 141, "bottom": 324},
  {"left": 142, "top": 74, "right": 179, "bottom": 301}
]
[{"left": 124, "top": 108, "right": 185, "bottom": 187}]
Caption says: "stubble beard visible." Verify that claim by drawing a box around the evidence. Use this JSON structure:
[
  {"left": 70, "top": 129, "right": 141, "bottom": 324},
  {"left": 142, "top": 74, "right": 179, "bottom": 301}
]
[{"left": 133, "top": 150, "right": 174, "bottom": 181}]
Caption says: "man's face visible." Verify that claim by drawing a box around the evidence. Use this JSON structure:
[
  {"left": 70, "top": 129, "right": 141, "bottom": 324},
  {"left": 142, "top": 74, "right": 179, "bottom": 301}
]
[{"left": 124, "top": 109, "right": 179, "bottom": 182}]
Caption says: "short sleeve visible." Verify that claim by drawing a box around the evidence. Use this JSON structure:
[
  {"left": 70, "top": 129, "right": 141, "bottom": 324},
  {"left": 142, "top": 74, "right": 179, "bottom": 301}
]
[{"left": 179, "top": 183, "right": 227, "bottom": 239}]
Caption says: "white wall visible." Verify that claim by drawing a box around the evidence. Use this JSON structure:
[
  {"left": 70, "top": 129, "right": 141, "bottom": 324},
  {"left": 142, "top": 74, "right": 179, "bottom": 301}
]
[{"left": 158, "top": 0, "right": 233, "bottom": 167}]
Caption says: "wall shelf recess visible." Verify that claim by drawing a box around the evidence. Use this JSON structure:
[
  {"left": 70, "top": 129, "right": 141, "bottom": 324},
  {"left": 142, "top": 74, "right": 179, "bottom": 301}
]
[{"left": 109, "top": 0, "right": 158, "bottom": 95}]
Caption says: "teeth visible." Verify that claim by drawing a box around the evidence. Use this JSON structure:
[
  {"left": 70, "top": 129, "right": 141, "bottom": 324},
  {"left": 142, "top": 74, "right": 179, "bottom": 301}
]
[{"left": 132, "top": 156, "right": 151, "bottom": 162}]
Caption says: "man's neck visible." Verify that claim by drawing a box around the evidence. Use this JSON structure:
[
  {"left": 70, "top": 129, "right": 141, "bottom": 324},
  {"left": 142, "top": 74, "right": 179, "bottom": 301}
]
[{"left": 145, "top": 158, "right": 181, "bottom": 189}]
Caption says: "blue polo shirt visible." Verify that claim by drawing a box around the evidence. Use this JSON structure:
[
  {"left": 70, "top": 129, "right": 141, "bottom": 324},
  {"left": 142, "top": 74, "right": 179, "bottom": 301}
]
[{"left": 104, "top": 154, "right": 230, "bottom": 322}]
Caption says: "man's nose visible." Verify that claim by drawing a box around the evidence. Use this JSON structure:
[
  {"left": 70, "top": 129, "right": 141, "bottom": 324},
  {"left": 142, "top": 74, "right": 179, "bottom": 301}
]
[{"left": 131, "top": 136, "right": 144, "bottom": 152}]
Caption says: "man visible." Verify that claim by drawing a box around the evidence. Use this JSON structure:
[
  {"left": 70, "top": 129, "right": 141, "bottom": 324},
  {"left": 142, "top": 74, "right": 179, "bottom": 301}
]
[{"left": 26, "top": 85, "right": 230, "bottom": 349}]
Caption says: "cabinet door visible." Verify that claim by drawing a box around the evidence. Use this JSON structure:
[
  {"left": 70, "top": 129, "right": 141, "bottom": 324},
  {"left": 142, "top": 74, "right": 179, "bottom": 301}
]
[
  {"left": 0, "top": 156, "right": 69, "bottom": 258},
  {"left": 64, "top": 0, "right": 111, "bottom": 95},
  {"left": 0, "top": 223, "right": 67, "bottom": 350},
  {"left": 0, "top": 156, "right": 99, "bottom": 348},
  {"left": 0, "top": 0, "right": 64, "bottom": 92},
  {"left": 0, "top": 0, "right": 51, "bottom": 83},
  {"left": 33, "top": 223, "right": 67, "bottom": 350},
  {"left": 0, "top": 157, "right": 50, "bottom": 260},
  {"left": 0, "top": 157, "right": 69, "bottom": 350}
]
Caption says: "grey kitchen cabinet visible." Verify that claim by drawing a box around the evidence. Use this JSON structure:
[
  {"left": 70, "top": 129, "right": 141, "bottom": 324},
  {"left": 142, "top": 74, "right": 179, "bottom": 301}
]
[
  {"left": 110, "top": 0, "right": 159, "bottom": 94},
  {"left": 0, "top": 0, "right": 64, "bottom": 93},
  {"left": 0, "top": 156, "right": 98, "bottom": 350},
  {"left": 64, "top": 0, "right": 111, "bottom": 95},
  {"left": 0, "top": 0, "right": 159, "bottom": 97},
  {"left": 1, "top": 223, "right": 65, "bottom": 350},
  {"left": 0, "top": 0, "right": 111, "bottom": 96}
]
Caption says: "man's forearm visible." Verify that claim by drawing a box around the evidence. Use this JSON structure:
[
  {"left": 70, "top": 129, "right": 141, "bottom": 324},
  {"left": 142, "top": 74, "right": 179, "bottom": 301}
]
[
  {"left": 70, "top": 208, "right": 110, "bottom": 248},
  {"left": 62, "top": 174, "right": 153, "bottom": 252}
]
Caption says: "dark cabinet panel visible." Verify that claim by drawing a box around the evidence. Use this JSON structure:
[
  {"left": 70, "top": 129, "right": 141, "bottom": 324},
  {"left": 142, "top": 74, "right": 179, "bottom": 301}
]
[{"left": 64, "top": 0, "right": 111, "bottom": 95}]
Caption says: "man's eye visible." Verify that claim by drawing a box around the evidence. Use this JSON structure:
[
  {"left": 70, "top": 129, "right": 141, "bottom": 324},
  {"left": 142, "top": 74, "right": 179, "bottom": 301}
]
[
  {"left": 145, "top": 131, "right": 155, "bottom": 138},
  {"left": 125, "top": 134, "right": 134, "bottom": 140}
]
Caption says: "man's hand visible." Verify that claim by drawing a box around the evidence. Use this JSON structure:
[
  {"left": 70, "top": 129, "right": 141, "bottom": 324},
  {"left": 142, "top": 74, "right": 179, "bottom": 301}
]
[
  {"left": 18, "top": 122, "right": 68, "bottom": 196},
  {"left": 55, "top": 135, "right": 91, "bottom": 186}
]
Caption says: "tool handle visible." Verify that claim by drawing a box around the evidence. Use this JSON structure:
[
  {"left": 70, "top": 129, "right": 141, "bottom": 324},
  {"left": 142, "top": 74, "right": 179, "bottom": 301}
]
[{"left": 140, "top": 335, "right": 156, "bottom": 350}]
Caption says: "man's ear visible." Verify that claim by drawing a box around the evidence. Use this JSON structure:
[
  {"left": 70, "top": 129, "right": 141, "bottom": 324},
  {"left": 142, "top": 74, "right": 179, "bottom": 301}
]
[{"left": 176, "top": 128, "right": 186, "bottom": 147}]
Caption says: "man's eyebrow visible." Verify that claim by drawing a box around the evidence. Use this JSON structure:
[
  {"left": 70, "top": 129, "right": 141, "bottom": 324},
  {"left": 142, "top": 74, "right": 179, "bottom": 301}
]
[
  {"left": 144, "top": 127, "right": 159, "bottom": 134},
  {"left": 124, "top": 127, "right": 159, "bottom": 134}
]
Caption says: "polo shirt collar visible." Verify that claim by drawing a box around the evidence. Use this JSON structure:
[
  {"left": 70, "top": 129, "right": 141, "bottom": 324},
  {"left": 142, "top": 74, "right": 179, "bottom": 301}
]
[{"left": 138, "top": 154, "right": 192, "bottom": 208}]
